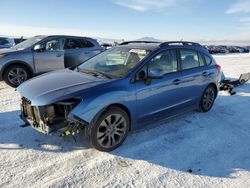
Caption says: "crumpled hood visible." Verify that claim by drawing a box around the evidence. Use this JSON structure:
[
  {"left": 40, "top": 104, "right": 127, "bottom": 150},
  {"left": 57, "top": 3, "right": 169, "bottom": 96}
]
[{"left": 17, "top": 69, "right": 109, "bottom": 106}]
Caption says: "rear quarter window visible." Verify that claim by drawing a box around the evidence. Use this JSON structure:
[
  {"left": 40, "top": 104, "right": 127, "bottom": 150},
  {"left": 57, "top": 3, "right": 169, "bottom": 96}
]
[
  {"left": 204, "top": 55, "right": 212, "bottom": 65},
  {"left": 198, "top": 53, "right": 206, "bottom": 66}
]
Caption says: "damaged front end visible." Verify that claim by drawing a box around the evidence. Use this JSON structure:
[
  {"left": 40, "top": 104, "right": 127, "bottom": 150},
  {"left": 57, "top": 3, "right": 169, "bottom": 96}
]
[{"left": 20, "top": 97, "right": 85, "bottom": 134}]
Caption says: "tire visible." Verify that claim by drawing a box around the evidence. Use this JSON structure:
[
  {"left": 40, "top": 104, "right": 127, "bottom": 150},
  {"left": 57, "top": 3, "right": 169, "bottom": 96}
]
[
  {"left": 200, "top": 85, "right": 216, "bottom": 112},
  {"left": 85, "top": 107, "right": 130, "bottom": 152},
  {"left": 3, "top": 65, "right": 30, "bottom": 87}
]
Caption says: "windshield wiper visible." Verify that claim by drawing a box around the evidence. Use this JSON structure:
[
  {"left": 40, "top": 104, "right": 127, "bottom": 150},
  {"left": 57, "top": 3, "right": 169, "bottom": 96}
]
[
  {"left": 94, "top": 70, "right": 114, "bottom": 79},
  {"left": 78, "top": 68, "right": 113, "bottom": 79}
]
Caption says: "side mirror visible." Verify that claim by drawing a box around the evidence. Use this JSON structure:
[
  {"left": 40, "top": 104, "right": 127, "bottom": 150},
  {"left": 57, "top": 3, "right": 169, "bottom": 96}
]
[
  {"left": 138, "top": 70, "right": 146, "bottom": 80},
  {"left": 33, "top": 44, "right": 43, "bottom": 52},
  {"left": 148, "top": 67, "right": 165, "bottom": 79}
]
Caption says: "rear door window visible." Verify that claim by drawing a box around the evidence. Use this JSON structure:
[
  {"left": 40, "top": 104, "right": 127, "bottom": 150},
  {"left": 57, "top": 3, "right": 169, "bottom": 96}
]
[
  {"left": 64, "top": 38, "right": 83, "bottom": 49},
  {"left": 180, "top": 49, "right": 201, "bottom": 70},
  {"left": 82, "top": 39, "right": 94, "bottom": 48}
]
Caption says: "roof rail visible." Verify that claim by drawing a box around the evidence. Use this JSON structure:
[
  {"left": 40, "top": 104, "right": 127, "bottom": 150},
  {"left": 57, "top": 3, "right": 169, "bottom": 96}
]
[
  {"left": 160, "top": 41, "right": 201, "bottom": 47},
  {"left": 119, "top": 41, "right": 160, "bottom": 45}
]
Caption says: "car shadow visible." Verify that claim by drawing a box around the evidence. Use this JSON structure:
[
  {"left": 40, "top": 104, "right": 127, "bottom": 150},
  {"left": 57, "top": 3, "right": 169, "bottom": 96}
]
[
  {"left": 0, "top": 83, "right": 250, "bottom": 178},
  {"left": 113, "top": 82, "right": 250, "bottom": 178}
]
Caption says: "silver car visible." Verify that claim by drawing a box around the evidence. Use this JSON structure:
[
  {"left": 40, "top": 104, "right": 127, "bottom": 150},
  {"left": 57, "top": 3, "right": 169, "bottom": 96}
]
[{"left": 0, "top": 35, "right": 103, "bottom": 87}]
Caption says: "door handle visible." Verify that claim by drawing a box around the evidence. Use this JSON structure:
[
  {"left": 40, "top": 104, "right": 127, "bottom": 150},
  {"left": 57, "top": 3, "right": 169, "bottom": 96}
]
[
  {"left": 173, "top": 79, "right": 181, "bottom": 85},
  {"left": 56, "top": 54, "right": 63, "bottom": 57},
  {"left": 202, "top": 72, "right": 208, "bottom": 77}
]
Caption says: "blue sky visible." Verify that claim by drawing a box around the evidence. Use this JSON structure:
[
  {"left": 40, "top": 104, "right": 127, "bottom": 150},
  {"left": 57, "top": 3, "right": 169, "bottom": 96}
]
[{"left": 0, "top": 0, "right": 250, "bottom": 41}]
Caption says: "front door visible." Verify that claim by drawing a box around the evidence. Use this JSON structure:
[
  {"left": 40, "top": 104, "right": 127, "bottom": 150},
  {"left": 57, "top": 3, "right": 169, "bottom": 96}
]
[
  {"left": 135, "top": 49, "right": 184, "bottom": 124},
  {"left": 33, "top": 38, "right": 64, "bottom": 73}
]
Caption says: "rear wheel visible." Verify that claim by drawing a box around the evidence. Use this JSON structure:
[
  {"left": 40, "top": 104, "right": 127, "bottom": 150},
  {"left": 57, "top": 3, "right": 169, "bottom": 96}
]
[
  {"left": 3, "top": 65, "right": 30, "bottom": 87},
  {"left": 85, "top": 107, "right": 130, "bottom": 152},
  {"left": 200, "top": 85, "right": 216, "bottom": 112}
]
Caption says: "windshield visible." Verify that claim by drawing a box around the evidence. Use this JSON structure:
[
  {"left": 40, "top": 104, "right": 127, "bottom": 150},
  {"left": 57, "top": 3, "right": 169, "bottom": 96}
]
[
  {"left": 78, "top": 47, "right": 150, "bottom": 78},
  {"left": 12, "top": 36, "right": 45, "bottom": 50}
]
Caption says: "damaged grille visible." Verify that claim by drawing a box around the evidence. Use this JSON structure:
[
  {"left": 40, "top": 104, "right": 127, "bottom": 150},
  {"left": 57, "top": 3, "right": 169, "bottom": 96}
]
[
  {"left": 21, "top": 97, "right": 81, "bottom": 133},
  {"left": 21, "top": 97, "right": 44, "bottom": 128}
]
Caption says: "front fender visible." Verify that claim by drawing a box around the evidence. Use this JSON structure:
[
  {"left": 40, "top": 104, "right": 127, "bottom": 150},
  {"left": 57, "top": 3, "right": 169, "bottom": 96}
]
[{"left": 69, "top": 90, "right": 137, "bottom": 126}]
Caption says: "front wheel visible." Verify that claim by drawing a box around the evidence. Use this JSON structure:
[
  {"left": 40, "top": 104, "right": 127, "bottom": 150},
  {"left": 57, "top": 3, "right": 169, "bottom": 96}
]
[
  {"left": 200, "top": 85, "right": 216, "bottom": 112},
  {"left": 85, "top": 107, "right": 130, "bottom": 152},
  {"left": 3, "top": 65, "right": 30, "bottom": 87}
]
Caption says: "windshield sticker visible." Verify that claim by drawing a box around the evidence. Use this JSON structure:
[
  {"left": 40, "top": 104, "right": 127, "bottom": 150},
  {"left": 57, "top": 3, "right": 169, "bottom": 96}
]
[{"left": 129, "top": 49, "right": 148, "bottom": 55}]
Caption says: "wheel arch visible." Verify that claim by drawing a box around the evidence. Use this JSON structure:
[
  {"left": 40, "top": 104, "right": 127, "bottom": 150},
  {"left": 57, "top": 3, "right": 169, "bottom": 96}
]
[
  {"left": 208, "top": 82, "right": 218, "bottom": 97},
  {"left": 1, "top": 61, "right": 34, "bottom": 78},
  {"left": 88, "top": 103, "right": 132, "bottom": 131},
  {"left": 102, "top": 103, "right": 131, "bottom": 130}
]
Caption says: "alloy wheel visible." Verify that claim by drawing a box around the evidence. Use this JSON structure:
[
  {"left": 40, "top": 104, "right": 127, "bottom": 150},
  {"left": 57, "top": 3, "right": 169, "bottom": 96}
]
[
  {"left": 8, "top": 67, "right": 28, "bottom": 86},
  {"left": 202, "top": 87, "right": 215, "bottom": 111},
  {"left": 97, "top": 114, "right": 127, "bottom": 148}
]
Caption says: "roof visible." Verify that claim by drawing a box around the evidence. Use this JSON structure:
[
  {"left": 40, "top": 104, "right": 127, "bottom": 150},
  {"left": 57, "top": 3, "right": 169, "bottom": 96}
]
[
  {"left": 34, "top": 35, "right": 94, "bottom": 39},
  {"left": 119, "top": 41, "right": 209, "bottom": 54},
  {"left": 118, "top": 42, "right": 161, "bottom": 50}
]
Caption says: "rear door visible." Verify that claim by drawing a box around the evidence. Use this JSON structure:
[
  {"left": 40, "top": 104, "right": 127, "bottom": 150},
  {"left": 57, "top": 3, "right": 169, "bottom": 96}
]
[
  {"left": 178, "top": 49, "right": 210, "bottom": 106},
  {"left": 63, "top": 37, "right": 101, "bottom": 68},
  {"left": 33, "top": 38, "right": 64, "bottom": 73}
]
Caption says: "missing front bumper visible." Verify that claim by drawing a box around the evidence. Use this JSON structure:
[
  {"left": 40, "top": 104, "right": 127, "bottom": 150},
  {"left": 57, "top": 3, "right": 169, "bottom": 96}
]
[{"left": 20, "top": 97, "right": 81, "bottom": 134}]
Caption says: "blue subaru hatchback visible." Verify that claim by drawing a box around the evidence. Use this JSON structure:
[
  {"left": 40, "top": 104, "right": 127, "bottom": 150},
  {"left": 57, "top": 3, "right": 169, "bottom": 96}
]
[{"left": 18, "top": 41, "right": 222, "bottom": 151}]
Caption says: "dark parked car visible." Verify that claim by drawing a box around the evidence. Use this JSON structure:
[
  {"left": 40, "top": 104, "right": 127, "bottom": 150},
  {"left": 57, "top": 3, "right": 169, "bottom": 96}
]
[
  {"left": 0, "top": 35, "right": 103, "bottom": 87},
  {"left": 0, "top": 37, "right": 15, "bottom": 49},
  {"left": 208, "top": 46, "right": 220, "bottom": 54},
  {"left": 101, "top": 43, "right": 113, "bottom": 50},
  {"left": 236, "top": 46, "right": 249, "bottom": 53},
  {"left": 227, "top": 46, "right": 240, "bottom": 53},
  {"left": 14, "top": 37, "right": 26, "bottom": 45},
  {"left": 0, "top": 37, "right": 26, "bottom": 49},
  {"left": 18, "top": 41, "right": 221, "bottom": 151}
]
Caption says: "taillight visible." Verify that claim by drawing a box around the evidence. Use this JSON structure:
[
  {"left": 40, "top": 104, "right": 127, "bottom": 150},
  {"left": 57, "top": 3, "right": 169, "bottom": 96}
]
[{"left": 215, "top": 64, "right": 221, "bottom": 72}]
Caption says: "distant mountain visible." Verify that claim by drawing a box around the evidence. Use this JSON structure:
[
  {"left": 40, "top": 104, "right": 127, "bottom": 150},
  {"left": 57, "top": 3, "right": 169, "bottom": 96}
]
[
  {"left": 96, "top": 36, "right": 163, "bottom": 44},
  {"left": 136, "top": 37, "right": 163, "bottom": 42},
  {"left": 96, "top": 37, "right": 123, "bottom": 44}
]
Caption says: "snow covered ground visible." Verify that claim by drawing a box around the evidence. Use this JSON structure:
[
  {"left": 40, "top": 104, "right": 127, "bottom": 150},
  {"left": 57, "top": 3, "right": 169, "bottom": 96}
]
[{"left": 0, "top": 54, "right": 250, "bottom": 188}]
